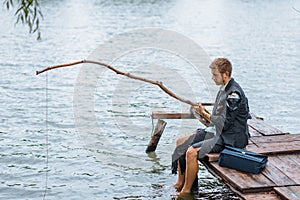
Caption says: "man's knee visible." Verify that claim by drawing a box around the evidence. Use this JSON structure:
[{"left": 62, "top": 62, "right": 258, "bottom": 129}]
[
  {"left": 176, "top": 131, "right": 196, "bottom": 146},
  {"left": 176, "top": 137, "right": 185, "bottom": 146},
  {"left": 186, "top": 146, "right": 199, "bottom": 161}
]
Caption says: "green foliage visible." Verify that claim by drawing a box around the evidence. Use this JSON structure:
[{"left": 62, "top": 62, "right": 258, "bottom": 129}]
[{"left": 4, "top": 0, "right": 43, "bottom": 40}]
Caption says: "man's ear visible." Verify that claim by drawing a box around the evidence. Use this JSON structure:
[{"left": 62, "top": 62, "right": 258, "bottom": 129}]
[
  {"left": 222, "top": 71, "right": 230, "bottom": 80},
  {"left": 225, "top": 71, "right": 230, "bottom": 78},
  {"left": 221, "top": 72, "right": 227, "bottom": 79}
]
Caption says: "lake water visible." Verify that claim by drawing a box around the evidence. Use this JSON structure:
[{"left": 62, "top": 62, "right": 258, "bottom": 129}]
[{"left": 0, "top": 0, "right": 299, "bottom": 199}]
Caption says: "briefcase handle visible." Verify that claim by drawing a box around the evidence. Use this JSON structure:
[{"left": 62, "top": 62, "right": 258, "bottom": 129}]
[{"left": 225, "top": 146, "right": 267, "bottom": 158}]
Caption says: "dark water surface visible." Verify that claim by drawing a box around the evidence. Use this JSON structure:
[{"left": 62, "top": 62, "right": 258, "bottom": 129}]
[{"left": 0, "top": 0, "right": 299, "bottom": 199}]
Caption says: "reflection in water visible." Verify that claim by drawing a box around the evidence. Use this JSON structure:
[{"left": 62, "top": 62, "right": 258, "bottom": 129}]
[{"left": 147, "top": 152, "right": 167, "bottom": 173}]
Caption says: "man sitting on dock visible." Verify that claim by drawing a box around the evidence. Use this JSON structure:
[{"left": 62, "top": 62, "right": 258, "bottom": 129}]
[{"left": 172, "top": 57, "right": 251, "bottom": 196}]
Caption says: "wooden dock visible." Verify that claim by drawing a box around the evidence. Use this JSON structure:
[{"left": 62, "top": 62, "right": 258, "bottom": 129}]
[{"left": 150, "top": 110, "right": 300, "bottom": 200}]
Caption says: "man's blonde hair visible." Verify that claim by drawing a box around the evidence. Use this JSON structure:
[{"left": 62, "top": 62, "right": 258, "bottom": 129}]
[{"left": 209, "top": 58, "right": 232, "bottom": 77}]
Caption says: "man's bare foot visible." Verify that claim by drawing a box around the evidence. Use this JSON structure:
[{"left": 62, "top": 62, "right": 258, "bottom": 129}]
[
  {"left": 172, "top": 183, "right": 183, "bottom": 191},
  {"left": 176, "top": 191, "right": 193, "bottom": 200},
  {"left": 177, "top": 189, "right": 191, "bottom": 197}
]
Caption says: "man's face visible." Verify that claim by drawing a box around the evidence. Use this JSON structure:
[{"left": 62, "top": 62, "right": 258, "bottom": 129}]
[{"left": 211, "top": 68, "right": 224, "bottom": 86}]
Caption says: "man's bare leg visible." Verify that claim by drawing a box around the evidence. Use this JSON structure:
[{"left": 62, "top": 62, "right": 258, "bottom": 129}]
[
  {"left": 173, "top": 161, "right": 184, "bottom": 190},
  {"left": 178, "top": 146, "right": 200, "bottom": 195},
  {"left": 173, "top": 132, "right": 196, "bottom": 190}
]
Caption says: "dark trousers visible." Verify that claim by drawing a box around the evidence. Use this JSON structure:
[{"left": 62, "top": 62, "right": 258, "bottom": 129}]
[{"left": 172, "top": 128, "right": 224, "bottom": 175}]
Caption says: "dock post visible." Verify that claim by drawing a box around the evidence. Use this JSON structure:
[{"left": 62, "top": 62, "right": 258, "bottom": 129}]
[{"left": 146, "top": 119, "right": 167, "bottom": 153}]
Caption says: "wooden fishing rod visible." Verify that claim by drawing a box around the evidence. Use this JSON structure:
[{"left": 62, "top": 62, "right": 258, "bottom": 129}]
[{"left": 36, "top": 59, "right": 213, "bottom": 124}]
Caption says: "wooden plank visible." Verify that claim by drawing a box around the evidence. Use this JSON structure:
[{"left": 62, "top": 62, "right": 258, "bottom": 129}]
[
  {"left": 201, "top": 161, "right": 280, "bottom": 200},
  {"left": 246, "top": 140, "right": 300, "bottom": 155},
  {"left": 248, "top": 114, "right": 284, "bottom": 136},
  {"left": 240, "top": 191, "right": 280, "bottom": 200},
  {"left": 274, "top": 186, "right": 300, "bottom": 200},
  {"left": 251, "top": 134, "right": 300, "bottom": 144},
  {"left": 268, "top": 155, "right": 300, "bottom": 184},
  {"left": 151, "top": 111, "right": 194, "bottom": 119},
  {"left": 210, "top": 162, "right": 275, "bottom": 193},
  {"left": 261, "top": 158, "right": 297, "bottom": 186},
  {"left": 205, "top": 153, "right": 219, "bottom": 162},
  {"left": 290, "top": 153, "right": 300, "bottom": 163},
  {"left": 206, "top": 147, "right": 298, "bottom": 187},
  {"left": 146, "top": 119, "right": 167, "bottom": 153},
  {"left": 249, "top": 125, "right": 263, "bottom": 137}
]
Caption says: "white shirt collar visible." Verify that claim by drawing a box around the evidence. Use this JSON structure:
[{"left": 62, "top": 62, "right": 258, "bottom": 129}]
[{"left": 220, "top": 79, "right": 231, "bottom": 91}]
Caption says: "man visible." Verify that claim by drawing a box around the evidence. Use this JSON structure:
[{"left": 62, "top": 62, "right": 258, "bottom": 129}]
[{"left": 172, "top": 57, "right": 250, "bottom": 196}]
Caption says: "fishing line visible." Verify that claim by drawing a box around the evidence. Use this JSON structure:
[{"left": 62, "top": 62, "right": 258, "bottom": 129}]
[
  {"left": 150, "top": 115, "right": 155, "bottom": 137},
  {"left": 43, "top": 72, "right": 49, "bottom": 199}
]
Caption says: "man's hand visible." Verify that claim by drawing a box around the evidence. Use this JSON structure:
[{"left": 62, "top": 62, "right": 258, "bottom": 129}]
[
  {"left": 197, "top": 103, "right": 205, "bottom": 114},
  {"left": 197, "top": 103, "right": 211, "bottom": 120}
]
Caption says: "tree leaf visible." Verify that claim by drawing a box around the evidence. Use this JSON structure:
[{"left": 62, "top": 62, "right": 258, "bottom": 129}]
[
  {"left": 6, "top": 0, "right": 43, "bottom": 40},
  {"left": 6, "top": 1, "right": 10, "bottom": 10}
]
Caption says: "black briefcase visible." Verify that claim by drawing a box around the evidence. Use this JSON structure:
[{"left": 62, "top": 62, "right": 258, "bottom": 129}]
[{"left": 218, "top": 146, "right": 268, "bottom": 174}]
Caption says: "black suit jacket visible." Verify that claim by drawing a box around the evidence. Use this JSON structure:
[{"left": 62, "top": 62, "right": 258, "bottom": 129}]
[{"left": 210, "top": 78, "right": 250, "bottom": 148}]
